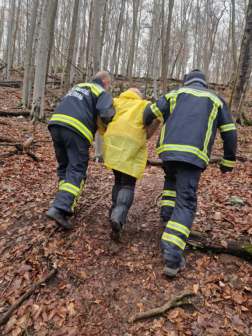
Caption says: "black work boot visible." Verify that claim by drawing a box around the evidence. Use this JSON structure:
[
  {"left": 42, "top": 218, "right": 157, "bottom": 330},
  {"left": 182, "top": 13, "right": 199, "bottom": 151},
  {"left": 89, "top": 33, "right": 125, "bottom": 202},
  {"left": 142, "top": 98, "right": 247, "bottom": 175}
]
[
  {"left": 163, "top": 257, "right": 186, "bottom": 277},
  {"left": 162, "top": 217, "right": 170, "bottom": 228},
  {"left": 110, "top": 219, "right": 122, "bottom": 241},
  {"left": 46, "top": 207, "right": 72, "bottom": 230}
]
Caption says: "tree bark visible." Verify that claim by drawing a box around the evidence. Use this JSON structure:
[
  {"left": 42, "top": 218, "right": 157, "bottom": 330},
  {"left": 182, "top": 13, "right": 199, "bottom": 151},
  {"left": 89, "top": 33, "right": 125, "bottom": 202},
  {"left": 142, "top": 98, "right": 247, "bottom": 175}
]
[
  {"left": 231, "top": 0, "right": 238, "bottom": 80},
  {"left": 128, "top": 0, "right": 138, "bottom": 87},
  {"left": 3, "top": 0, "right": 16, "bottom": 80},
  {"left": 110, "top": 0, "right": 125, "bottom": 81},
  {"left": 45, "top": 0, "right": 58, "bottom": 81},
  {"left": 162, "top": 0, "right": 174, "bottom": 94},
  {"left": 229, "top": 0, "right": 252, "bottom": 123},
  {"left": 93, "top": 0, "right": 101, "bottom": 75},
  {"left": 31, "top": 0, "right": 55, "bottom": 120},
  {"left": 22, "top": 0, "right": 39, "bottom": 106},
  {"left": 63, "top": 0, "right": 79, "bottom": 94}
]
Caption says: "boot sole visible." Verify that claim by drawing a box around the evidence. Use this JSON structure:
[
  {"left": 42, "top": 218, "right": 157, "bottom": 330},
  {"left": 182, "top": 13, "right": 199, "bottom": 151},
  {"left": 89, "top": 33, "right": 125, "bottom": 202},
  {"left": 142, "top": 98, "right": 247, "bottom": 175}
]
[{"left": 46, "top": 212, "right": 72, "bottom": 230}]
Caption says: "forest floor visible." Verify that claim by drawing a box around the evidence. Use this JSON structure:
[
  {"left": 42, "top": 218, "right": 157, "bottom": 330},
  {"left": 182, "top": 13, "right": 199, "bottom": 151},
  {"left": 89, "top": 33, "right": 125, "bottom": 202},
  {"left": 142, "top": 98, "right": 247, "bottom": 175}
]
[{"left": 0, "top": 76, "right": 252, "bottom": 335}]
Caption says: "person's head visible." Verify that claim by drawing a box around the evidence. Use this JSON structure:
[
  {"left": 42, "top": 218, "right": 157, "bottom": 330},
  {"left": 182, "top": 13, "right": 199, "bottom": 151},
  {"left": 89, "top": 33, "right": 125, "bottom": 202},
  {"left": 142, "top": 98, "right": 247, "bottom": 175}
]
[
  {"left": 95, "top": 71, "right": 111, "bottom": 90},
  {"left": 184, "top": 69, "right": 207, "bottom": 87},
  {"left": 128, "top": 87, "right": 143, "bottom": 99}
]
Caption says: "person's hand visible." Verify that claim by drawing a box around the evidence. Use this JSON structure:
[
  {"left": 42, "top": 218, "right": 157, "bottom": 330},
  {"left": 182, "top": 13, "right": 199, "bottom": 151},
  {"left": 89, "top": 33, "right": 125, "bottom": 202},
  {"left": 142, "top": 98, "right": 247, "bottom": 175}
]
[{"left": 220, "top": 170, "right": 231, "bottom": 178}]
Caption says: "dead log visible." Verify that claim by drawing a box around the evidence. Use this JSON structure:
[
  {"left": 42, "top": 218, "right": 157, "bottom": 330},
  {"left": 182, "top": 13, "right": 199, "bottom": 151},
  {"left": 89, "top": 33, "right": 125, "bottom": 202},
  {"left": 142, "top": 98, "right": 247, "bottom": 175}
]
[
  {"left": 0, "top": 110, "right": 30, "bottom": 117},
  {"left": 0, "top": 136, "right": 17, "bottom": 143},
  {"left": 188, "top": 230, "right": 252, "bottom": 259},
  {"left": 0, "top": 80, "right": 22, "bottom": 84},
  {"left": 128, "top": 290, "right": 194, "bottom": 323},
  {"left": 0, "top": 268, "right": 57, "bottom": 326}
]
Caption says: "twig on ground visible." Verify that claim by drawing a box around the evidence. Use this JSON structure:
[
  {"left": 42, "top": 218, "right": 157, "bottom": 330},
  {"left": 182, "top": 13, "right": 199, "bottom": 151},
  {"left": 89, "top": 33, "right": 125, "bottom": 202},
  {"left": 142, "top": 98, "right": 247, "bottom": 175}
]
[
  {"left": 0, "top": 268, "right": 57, "bottom": 326},
  {"left": 153, "top": 192, "right": 162, "bottom": 207},
  {"left": 0, "top": 274, "right": 16, "bottom": 299},
  {"left": 128, "top": 290, "right": 194, "bottom": 323}
]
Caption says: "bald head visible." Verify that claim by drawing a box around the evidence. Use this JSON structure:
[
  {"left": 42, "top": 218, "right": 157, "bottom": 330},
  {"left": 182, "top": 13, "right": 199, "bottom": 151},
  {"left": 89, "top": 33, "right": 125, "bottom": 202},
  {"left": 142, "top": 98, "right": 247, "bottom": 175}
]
[
  {"left": 94, "top": 71, "right": 111, "bottom": 91},
  {"left": 128, "top": 88, "right": 142, "bottom": 99}
]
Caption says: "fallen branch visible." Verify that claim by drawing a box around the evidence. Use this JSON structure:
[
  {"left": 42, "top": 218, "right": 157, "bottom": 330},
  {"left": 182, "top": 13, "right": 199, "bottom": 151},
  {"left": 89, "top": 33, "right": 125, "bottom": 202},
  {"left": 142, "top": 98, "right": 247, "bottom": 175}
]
[
  {"left": 0, "top": 267, "right": 57, "bottom": 326},
  {"left": 0, "top": 110, "right": 30, "bottom": 117},
  {"left": 128, "top": 290, "right": 194, "bottom": 323},
  {"left": 188, "top": 230, "right": 252, "bottom": 259}
]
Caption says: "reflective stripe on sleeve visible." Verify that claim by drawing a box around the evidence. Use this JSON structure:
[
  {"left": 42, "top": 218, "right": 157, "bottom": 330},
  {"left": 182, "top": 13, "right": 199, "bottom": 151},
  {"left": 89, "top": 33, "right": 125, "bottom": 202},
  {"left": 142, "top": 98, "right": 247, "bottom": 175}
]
[
  {"left": 162, "top": 232, "right": 186, "bottom": 250},
  {"left": 219, "top": 123, "right": 236, "bottom": 133},
  {"left": 150, "top": 103, "right": 162, "bottom": 119},
  {"left": 51, "top": 114, "right": 93, "bottom": 144},
  {"left": 156, "top": 144, "right": 209, "bottom": 165},
  {"left": 221, "top": 158, "right": 235, "bottom": 167},
  {"left": 163, "top": 190, "right": 176, "bottom": 197},
  {"left": 166, "top": 221, "right": 190, "bottom": 237},
  {"left": 161, "top": 200, "right": 175, "bottom": 207},
  {"left": 160, "top": 123, "right": 166, "bottom": 147}
]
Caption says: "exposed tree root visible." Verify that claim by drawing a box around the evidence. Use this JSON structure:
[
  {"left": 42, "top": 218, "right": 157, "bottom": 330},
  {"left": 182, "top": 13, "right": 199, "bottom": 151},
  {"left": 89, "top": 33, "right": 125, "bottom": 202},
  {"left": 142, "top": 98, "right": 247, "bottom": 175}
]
[
  {"left": 0, "top": 110, "right": 30, "bottom": 117},
  {"left": 0, "top": 268, "right": 57, "bottom": 326},
  {"left": 128, "top": 290, "right": 194, "bottom": 323}
]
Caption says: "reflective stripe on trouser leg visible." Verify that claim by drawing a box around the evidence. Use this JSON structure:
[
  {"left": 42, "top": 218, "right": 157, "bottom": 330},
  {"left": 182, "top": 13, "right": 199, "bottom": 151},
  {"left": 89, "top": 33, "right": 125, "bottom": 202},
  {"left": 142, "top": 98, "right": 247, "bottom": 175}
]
[
  {"left": 110, "top": 186, "right": 135, "bottom": 226},
  {"left": 58, "top": 180, "right": 65, "bottom": 189},
  {"left": 160, "top": 174, "right": 176, "bottom": 220},
  {"left": 161, "top": 163, "right": 201, "bottom": 263}
]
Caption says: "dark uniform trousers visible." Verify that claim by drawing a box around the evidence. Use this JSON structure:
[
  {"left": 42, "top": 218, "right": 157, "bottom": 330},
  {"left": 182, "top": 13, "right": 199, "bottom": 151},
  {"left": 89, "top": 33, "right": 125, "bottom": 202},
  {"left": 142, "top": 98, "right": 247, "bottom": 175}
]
[
  {"left": 161, "top": 161, "right": 202, "bottom": 263},
  {"left": 109, "top": 170, "right": 137, "bottom": 227},
  {"left": 50, "top": 125, "right": 89, "bottom": 216}
]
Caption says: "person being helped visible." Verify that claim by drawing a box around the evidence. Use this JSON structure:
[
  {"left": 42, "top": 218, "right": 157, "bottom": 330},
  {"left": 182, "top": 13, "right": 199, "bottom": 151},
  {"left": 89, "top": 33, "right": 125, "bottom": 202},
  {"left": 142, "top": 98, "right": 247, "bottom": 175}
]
[
  {"left": 143, "top": 69, "right": 237, "bottom": 276},
  {"left": 47, "top": 71, "right": 115, "bottom": 230},
  {"left": 103, "top": 88, "right": 161, "bottom": 241}
]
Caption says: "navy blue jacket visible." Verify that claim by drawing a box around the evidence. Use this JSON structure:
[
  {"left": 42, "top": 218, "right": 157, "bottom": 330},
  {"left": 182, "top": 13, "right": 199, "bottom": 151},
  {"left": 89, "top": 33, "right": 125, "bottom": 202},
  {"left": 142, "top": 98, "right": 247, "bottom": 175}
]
[
  {"left": 49, "top": 78, "right": 115, "bottom": 145},
  {"left": 143, "top": 83, "right": 237, "bottom": 172}
]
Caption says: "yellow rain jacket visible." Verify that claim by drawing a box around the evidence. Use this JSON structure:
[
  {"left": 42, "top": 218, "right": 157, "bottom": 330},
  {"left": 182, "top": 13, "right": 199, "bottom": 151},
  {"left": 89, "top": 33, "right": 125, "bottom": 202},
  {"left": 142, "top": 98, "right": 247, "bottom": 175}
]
[{"left": 103, "top": 91, "right": 150, "bottom": 179}]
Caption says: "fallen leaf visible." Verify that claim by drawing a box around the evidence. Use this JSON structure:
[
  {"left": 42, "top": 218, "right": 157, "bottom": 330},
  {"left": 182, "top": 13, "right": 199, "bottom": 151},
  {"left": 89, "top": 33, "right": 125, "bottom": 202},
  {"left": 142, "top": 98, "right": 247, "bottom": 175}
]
[{"left": 193, "top": 284, "right": 199, "bottom": 294}]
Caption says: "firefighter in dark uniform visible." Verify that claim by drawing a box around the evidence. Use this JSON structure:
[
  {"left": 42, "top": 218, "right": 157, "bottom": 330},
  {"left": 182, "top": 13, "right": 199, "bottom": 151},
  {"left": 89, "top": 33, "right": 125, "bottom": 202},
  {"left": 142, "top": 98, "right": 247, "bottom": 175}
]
[
  {"left": 47, "top": 71, "right": 115, "bottom": 230},
  {"left": 143, "top": 69, "right": 237, "bottom": 276}
]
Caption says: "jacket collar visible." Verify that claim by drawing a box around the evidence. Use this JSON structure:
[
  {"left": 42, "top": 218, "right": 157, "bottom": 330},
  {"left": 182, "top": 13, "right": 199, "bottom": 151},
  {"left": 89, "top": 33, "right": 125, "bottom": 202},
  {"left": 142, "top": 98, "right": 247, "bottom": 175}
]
[
  {"left": 188, "top": 82, "right": 204, "bottom": 88},
  {"left": 92, "top": 77, "right": 104, "bottom": 88}
]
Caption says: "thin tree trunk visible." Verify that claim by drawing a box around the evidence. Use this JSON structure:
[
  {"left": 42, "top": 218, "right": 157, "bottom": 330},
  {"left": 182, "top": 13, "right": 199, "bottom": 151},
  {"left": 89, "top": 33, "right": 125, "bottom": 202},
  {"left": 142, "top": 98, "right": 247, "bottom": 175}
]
[
  {"left": 22, "top": 0, "right": 39, "bottom": 106},
  {"left": 229, "top": 0, "right": 252, "bottom": 123},
  {"left": 3, "top": 0, "right": 16, "bottom": 80},
  {"left": 86, "top": 0, "right": 94, "bottom": 81},
  {"left": 153, "top": 0, "right": 161, "bottom": 99},
  {"left": 162, "top": 0, "right": 174, "bottom": 94},
  {"left": 231, "top": 0, "right": 238, "bottom": 73},
  {"left": 11, "top": 0, "right": 21, "bottom": 68},
  {"left": 128, "top": 0, "right": 138, "bottom": 87},
  {"left": 45, "top": 0, "right": 58, "bottom": 81},
  {"left": 31, "top": 0, "right": 55, "bottom": 120},
  {"left": 93, "top": 0, "right": 101, "bottom": 75},
  {"left": 110, "top": 0, "right": 125, "bottom": 80},
  {"left": 63, "top": 0, "right": 79, "bottom": 94}
]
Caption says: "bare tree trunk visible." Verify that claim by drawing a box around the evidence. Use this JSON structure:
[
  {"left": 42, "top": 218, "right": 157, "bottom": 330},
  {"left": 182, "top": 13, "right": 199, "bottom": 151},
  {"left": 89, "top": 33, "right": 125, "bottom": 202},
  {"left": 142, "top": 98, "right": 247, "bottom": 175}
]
[
  {"left": 93, "top": 0, "right": 101, "bottom": 74},
  {"left": 86, "top": 0, "right": 94, "bottom": 81},
  {"left": 46, "top": 0, "right": 58, "bottom": 81},
  {"left": 229, "top": 0, "right": 252, "bottom": 123},
  {"left": 22, "top": 0, "right": 39, "bottom": 106},
  {"left": 153, "top": 0, "right": 161, "bottom": 99},
  {"left": 27, "top": 0, "right": 44, "bottom": 108},
  {"left": 0, "top": 0, "right": 7, "bottom": 53},
  {"left": 110, "top": 0, "right": 125, "bottom": 81},
  {"left": 162, "top": 0, "right": 174, "bottom": 94},
  {"left": 31, "top": 0, "right": 55, "bottom": 120},
  {"left": 128, "top": 0, "right": 138, "bottom": 87},
  {"left": 11, "top": 0, "right": 21, "bottom": 68},
  {"left": 63, "top": 0, "right": 79, "bottom": 94},
  {"left": 100, "top": 0, "right": 108, "bottom": 59},
  {"left": 3, "top": 0, "right": 16, "bottom": 80}
]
